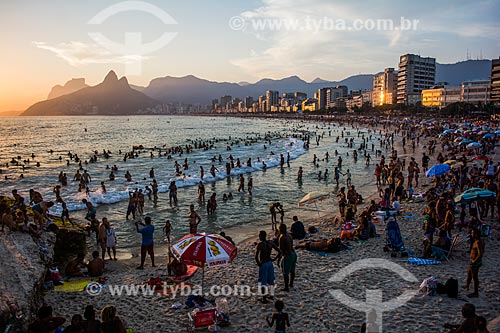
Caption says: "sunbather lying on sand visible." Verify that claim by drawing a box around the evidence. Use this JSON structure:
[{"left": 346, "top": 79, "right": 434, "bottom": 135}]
[{"left": 295, "top": 237, "right": 348, "bottom": 253}]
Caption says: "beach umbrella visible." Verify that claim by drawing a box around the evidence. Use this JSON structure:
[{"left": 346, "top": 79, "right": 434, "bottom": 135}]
[
  {"left": 494, "top": 129, "right": 500, "bottom": 135},
  {"left": 443, "top": 160, "right": 463, "bottom": 168},
  {"left": 171, "top": 233, "right": 237, "bottom": 291},
  {"left": 298, "top": 192, "right": 330, "bottom": 207},
  {"left": 454, "top": 188, "right": 496, "bottom": 204},
  {"left": 298, "top": 191, "right": 331, "bottom": 221},
  {"left": 441, "top": 129, "right": 454, "bottom": 135},
  {"left": 459, "top": 139, "right": 474, "bottom": 145},
  {"left": 466, "top": 142, "right": 482, "bottom": 149},
  {"left": 454, "top": 129, "right": 463, "bottom": 134},
  {"left": 483, "top": 133, "right": 495, "bottom": 139},
  {"left": 454, "top": 137, "right": 463, "bottom": 143},
  {"left": 425, "top": 163, "right": 450, "bottom": 178}
]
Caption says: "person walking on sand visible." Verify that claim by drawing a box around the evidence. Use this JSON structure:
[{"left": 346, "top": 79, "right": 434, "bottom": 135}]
[
  {"left": 278, "top": 224, "right": 297, "bottom": 292},
  {"left": 135, "top": 216, "right": 155, "bottom": 269},
  {"left": 255, "top": 230, "right": 281, "bottom": 303},
  {"left": 464, "top": 228, "right": 485, "bottom": 298},
  {"left": 265, "top": 300, "right": 290, "bottom": 333},
  {"left": 188, "top": 204, "right": 201, "bottom": 234}
]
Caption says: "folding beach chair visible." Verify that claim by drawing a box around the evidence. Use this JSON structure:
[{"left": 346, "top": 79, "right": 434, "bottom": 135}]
[
  {"left": 445, "top": 234, "right": 460, "bottom": 261},
  {"left": 186, "top": 308, "right": 217, "bottom": 332}
]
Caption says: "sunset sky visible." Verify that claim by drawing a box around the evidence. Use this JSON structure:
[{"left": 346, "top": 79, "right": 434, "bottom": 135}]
[{"left": 1, "top": 0, "right": 499, "bottom": 111}]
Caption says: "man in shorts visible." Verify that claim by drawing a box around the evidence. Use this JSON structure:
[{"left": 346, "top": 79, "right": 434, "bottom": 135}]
[
  {"left": 278, "top": 224, "right": 297, "bottom": 292},
  {"left": 255, "top": 230, "right": 281, "bottom": 303},
  {"left": 135, "top": 216, "right": 155, "bottom": 269}
]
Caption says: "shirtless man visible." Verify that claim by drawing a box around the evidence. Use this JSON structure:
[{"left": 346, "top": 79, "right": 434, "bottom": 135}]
[
  {"left": 53, "top": 185, "right": 63, "bottom": 203},
  {"left": 1, "top": 206, "right": 15, "bottom": 231},
  {"left": 32, "top": 201, "right": 54, "bottom": 225},
  {"left": 278, "top": 224, "right": 297, "bottom": 292},
  {"left": 29, "top": 189, "right": 43, "bottom": 205},
  {"left": 82, "top": 170, "right": 91, "bottom": 184},
  {"left": 238, "top": 174, "right": 245, "bottom": 192},
  {"left": 87, "top": 251, "right": 105, "bottom": 277},
  {"left": 126, "top": 192, "right": 136, "bottom": 220},
  {"left": 151, "top": 179, "right": 158, "bottom": 201},
  {"left": 464, "top": 228, "right": 485, "bottom": 298},
  {"left": 269, "top": 203, "right": 278, "bottom": 231},
  {"left": 98, "top": 218, "right": 108, "bottom": 259},
  {"left": 188, "top": 204, "right": 201, "bottom": 234}
]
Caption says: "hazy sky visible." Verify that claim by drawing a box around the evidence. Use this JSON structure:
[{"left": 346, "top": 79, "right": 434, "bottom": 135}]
[{"left": 1, "top": 0, "right": 499, "bottom": 110}]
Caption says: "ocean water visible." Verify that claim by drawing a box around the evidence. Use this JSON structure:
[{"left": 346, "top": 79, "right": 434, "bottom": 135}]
[{"left": 0, "top": 116, "right": 381, "bottom": 254}]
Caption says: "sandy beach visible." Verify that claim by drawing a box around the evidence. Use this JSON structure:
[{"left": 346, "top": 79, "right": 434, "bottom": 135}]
[{"left": 38, "top": 118, "right": 500, "bottom": 332}]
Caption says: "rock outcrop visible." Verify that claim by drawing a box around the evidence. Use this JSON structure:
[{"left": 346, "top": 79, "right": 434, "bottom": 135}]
[{"left": 0, "top": 232, "right": 55, "bottom": 332}]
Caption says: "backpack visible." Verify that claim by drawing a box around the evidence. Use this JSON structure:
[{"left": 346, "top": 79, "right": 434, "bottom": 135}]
[{"left": 445, "top": 278, "right": 458, "bottom": 298}]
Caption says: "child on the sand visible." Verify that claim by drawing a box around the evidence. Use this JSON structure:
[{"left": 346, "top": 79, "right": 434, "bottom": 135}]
[{"left": 265, "top": 300, "right": 290, "bottom": 333}]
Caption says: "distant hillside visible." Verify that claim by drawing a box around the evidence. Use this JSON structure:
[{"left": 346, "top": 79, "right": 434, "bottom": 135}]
[
  {"left": 436, "top": 60, "right": 491, "bottom": 86},
  {"left": 28, "top": 59, "right": 493, "bottom": 109},
  {"left": 0, "top": 110, "right": 22, "bottom": 117},
  {"left": 22, "top": 71, "right": 160, "bottom": 116},
  {"left": 48, "top": 78, "right": 88, "bottom": 99},
  {"left": 141, "top": 74, "right": 374, "bottom": 104}
]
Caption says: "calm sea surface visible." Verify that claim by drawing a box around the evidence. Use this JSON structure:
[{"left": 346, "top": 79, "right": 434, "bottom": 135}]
[{"left": 0, "top": 116, "right": 380, "bottom": 254}]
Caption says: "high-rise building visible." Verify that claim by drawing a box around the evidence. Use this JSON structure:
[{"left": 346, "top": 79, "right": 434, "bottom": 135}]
[
  {"left": 220, "top": 95, "right": 232, "bottom": 110},
  {"left": 318, "top": 86, "right": 348, "bottom": 109},
  {"left": 491, "top": 57, "right": 500, "bottom": 104},
  {"left": 397, "top": 54, "right": 436, "bottom": 105},
  {"left": 243, "top": 96, "right": 254, "bottom": 110},
  {"left": 461, "top": 80, "right": 491, "bottom": 105},
  {"left": 317, "top": 88, "right": 330, "bottom": 110},
  {"left": 372, "top": 68, "right": 397, "bottom": 106},
  {"left": 265, "top": 90, "right": 279, "bottom": 112},
  {"left": 422, "top": 86, "right": 461, "bottom": 109}
]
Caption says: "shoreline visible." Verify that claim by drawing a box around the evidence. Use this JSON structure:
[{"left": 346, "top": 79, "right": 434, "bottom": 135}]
[{"left": 5, "top": 115, "right": 500, "bottom": 332}]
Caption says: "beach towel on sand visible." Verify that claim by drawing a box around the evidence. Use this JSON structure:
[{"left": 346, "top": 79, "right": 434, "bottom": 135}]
[
  {"left": 53, "top": 279, "right": 96, "bottom": 292},
  {"left": 408, "top": 257, "right": 441, "bottom": 266},
  {"left": 174, "top": 265, "right": 198, "bottom": 281}
]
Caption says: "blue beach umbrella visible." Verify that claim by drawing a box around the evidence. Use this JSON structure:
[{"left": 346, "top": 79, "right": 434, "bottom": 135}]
[
  {"left": 454, "top": 188, "right": 496, "bottom": 204},
  {"left": 441, "top": 129, "right": 454, "bottom": 135},
  {"left": 425, "top": 163, "right": 451, "bottom": 178},
  {"left": 459, "top": 139, "right": 474, "bottom": 146},
  {"left": 483, "top": 133, "right": 495, "bottom": 139},
  {"left": 466, "top": 142, "right": 482, "bottom": 149},
  {"left": 494, "top": 129, "right": 500, "bottom": 135}
]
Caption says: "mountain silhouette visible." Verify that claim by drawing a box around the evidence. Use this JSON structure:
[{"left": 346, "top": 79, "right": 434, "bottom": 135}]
[
  {"left": 23, "top": 71, "right": 160, "bottom": 116},
  {"left": 47, "top": 78, "right": 89, "bottom": 99}
]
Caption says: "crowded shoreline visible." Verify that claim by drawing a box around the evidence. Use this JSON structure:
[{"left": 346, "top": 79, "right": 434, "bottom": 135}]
[{"left": 2, "top": 113, "right": 500, "bottom": 332}]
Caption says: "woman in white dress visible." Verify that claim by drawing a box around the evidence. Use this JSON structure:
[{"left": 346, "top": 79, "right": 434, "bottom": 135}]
[{"left": 105, "top": 223, "right": 117, "bottom": 261}]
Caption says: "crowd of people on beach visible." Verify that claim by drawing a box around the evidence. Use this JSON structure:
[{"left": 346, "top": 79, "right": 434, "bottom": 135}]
[{"left": 2, "top": 114, "right": 500, "bottom": 332}]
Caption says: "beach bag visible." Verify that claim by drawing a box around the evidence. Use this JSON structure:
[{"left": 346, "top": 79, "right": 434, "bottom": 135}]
[
  {"left": 419, "top": 276, "right": 437, "bottom": 296},
  {"left": 445, "top": 278, "right": 458, "bottom": 298}
]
